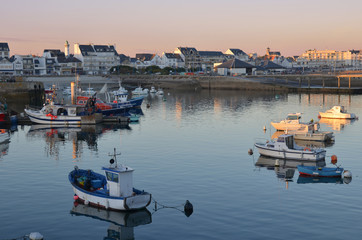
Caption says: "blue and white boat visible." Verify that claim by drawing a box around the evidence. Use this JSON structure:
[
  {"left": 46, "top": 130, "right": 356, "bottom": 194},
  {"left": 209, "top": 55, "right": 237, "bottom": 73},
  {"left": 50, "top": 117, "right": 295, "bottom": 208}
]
[
  {"left": 110, "top": 93, "right": 144, "bottom": 109},
  {"left": 254, "top": 134, "right": 326, "bottom": 161},
  {"left": 297, "top": 165, "right": 344, "bottom": 177},
  {"left": 112, "top": 82, "right": 128, "bottom": 95},
  {"left": 69, "top": 149, "right": 151, "bottom": 211}
]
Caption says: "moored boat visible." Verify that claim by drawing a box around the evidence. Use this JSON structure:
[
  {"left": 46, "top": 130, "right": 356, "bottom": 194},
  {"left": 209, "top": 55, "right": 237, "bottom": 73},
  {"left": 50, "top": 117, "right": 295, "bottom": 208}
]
[
  {"left": 254, "top": 134, "right": 326, "bottom": 161},
  {"left": 297, "top": 165, "right": 343, "bottom": 177},
  {"left": 0, "top": 129, "right": 10, "bottom": 143},
  {"left": 24, "top": 102, "right": 102, "bottom": 125},
  {"left": 69, "top": 149, "right": 151, "bottom": 211},
  {"left": 271, "top": 113, "right": 319, "bottom": 131},
  {"left": 319, "top": 106, "right": 357, "bottom": 119},
  {"left": 132, "top": 86, "right": 149, "bottom": 96},
  {"left": 286, "top": 125, "right": 334, "bottom": 142}
]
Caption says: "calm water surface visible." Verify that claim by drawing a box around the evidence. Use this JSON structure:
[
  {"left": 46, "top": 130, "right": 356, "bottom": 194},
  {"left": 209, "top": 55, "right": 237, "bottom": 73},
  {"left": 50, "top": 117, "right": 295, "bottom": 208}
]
[{"left": 1, "top": 89, "right": 362, "bottom": 239}]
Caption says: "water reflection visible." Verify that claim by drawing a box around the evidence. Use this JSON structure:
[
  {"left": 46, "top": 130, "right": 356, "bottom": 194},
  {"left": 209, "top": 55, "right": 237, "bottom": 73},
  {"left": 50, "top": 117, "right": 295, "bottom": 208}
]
[
  {"left": 70, "top": 203, "right": 151, "bottom": 240},
  {"left": 297, "top": 176, "right": 344, "bottom": 184},
  {"left": 0, "top": 141, "right": 9, "bottom": 159},
  {"left": 26, "top": 124, "right": 131, "bottom": 159},
  {"left": 255, "top": 156, "right": 326, "bottom": 181},
  {"left": 319, "top": 118, "right": 356, "bottom": 131}
]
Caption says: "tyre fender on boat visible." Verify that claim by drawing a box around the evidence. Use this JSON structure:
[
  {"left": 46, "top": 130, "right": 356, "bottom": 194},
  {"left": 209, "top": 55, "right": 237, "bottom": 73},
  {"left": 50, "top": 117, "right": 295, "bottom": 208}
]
[{"left": 304, "top": 147, "right": 311, "bottom": 151}]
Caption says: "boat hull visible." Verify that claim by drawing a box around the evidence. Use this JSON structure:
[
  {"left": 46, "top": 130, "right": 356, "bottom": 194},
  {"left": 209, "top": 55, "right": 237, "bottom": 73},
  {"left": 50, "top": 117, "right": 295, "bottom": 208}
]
[
  {"left": 319, "top": 112, "right": 356, "bottom": 119},
  {"left": 25, "top": 109, "right": 82, "bottom": 125},
  {"left": 297, "top": 165, "right": 343, "bottom": 177},
  {"left": 71, "top": 185, "right": 151, "bottom": 211},
  {"left": 254, "top": 143, "right": 326, "bottom": 161},
  {"left": 271, "top": 122, "right": 315, "bottom": 131}
]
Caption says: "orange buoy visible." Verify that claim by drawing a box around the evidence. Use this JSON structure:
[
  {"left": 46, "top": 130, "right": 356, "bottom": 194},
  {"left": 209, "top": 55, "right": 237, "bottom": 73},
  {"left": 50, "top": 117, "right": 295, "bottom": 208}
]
[{"left": 331, "top": 155, "right": 338, "bottom": 164}]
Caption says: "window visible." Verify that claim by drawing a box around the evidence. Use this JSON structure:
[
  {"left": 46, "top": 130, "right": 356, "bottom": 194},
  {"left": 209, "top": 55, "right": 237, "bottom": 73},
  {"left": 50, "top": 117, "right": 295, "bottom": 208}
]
[{"left": 106, "top": 172, "right": 119, "bottom": 183}]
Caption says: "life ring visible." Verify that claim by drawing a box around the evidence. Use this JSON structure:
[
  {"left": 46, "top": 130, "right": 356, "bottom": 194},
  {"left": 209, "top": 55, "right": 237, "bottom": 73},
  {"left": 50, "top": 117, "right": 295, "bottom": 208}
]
[{"left": 304, "top": 147, "right": 311, "bottom": 151}]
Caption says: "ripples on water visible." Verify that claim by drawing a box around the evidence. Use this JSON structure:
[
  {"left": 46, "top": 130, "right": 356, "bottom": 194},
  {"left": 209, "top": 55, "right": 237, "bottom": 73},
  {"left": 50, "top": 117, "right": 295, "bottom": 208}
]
[{"left": 1, "top": 90, "right": 362, "bottom": 239}]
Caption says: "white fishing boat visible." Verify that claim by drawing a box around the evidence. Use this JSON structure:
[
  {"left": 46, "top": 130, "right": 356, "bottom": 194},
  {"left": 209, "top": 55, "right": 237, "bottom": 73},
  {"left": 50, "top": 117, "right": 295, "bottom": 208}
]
[
  {"left": 285, "top": 125, "right": 334, "bottom": 142},
  {"left": 271, "top": 113, "right": 319, "bottom": 131},
  {"left": 156, "top": 88, "right": 164, "bottom": 95},
  {"left": 83, "top": 87, "right": 97, "bottom": 96},
  {"left": 69, "top": 149, "right": 151, "bottom": 211},
  {"left": 112, "top": 82, "right": 128, "bottom": 95},
  {"left": 319, "top": 106, "right": 357, "bottom": 119},
  {"left": 149, "top": 86, "right": 157, "bottom": 93},
  {"left": 254, "top": 134, "right": 326, "bottom": 161},
  {"left": 132, "top": 86, "right": 149, "bottom": 96},
  {"left": 24, "top": 102, "right": 102, "bottom": 125}
]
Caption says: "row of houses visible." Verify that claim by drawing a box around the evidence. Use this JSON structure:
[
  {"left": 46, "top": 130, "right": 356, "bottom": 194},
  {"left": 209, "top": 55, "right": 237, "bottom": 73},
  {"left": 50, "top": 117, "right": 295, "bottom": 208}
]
[{"left": 1, "top": 41, "right": 362, "bottom": 76}]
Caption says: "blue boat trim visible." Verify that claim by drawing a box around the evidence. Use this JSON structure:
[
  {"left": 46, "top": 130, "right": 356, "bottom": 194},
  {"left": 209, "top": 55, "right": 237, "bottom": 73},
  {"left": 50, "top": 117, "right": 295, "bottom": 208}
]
[{"left": 255, "top": 144, "right": 325, "bottom": 156}]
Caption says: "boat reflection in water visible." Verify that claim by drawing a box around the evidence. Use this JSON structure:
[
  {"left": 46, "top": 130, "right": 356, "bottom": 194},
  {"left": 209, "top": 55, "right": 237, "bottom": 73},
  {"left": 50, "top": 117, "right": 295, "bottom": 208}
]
[
  {"left": 255, "top": 155, "right": 325, "bottom": 181},
  {"left": 70, "top": 203, "right": 152, "bottom": 240},
  {"left": 26, "top": 124, "right": 131, "bottom": 159},
  {"left": 271, "top": 131, "right": 334, "bottom": 148},
  {"left": 297, "top": 175, "right": 348, "bottom": 184},
  {"left": 318, "top": 118, "right": 356, "bottom": 131},
  {"left": 0, "top": 141, "right": 10, "bottom": 159}
]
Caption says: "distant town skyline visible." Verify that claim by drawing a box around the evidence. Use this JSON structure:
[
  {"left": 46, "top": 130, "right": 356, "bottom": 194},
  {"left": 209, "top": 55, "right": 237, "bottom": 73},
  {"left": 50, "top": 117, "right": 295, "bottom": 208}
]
[{"left": 2, "top": 0, "right": 362, "bottom": 57}]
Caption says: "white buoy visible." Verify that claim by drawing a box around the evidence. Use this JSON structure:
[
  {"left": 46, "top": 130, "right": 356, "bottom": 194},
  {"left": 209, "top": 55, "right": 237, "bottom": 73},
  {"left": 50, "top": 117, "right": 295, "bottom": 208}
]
[
  {"left": 29, "top": 232, "right": 44, "bottom": 240},
  {"left": 248, "top": 149, "right": 253, "bottom": 155},
  {"left": 275, "top": 159, "right": 280, "bottom": 167},
  {"left": 343, "top": 170, "right": 352, "bottom": 178}
]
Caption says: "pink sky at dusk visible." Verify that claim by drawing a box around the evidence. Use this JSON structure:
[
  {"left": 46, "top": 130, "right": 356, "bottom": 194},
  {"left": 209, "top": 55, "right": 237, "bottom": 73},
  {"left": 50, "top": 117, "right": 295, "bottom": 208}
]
[{"left": 2, "top": 0, "right": 362, "bottom": 57}]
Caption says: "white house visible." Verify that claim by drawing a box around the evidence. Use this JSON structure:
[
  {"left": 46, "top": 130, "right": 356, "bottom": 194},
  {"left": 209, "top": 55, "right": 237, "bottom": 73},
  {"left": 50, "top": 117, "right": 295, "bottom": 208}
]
[
  {"left": 224, "top": 48, "right": 249, "bottom": 61},
  {"left": 160, "top": 52, "right": 185, "bottom": 69},
  {"left": 33, "top": 56, "right": 46, "bottom": 75},
  {"left": 199, "top": 51, "right": 225, "bottom": 72},
  {"left": 174, "top": 47, "right": 201, "bottom": 70},
  {"left": 74, "top": 43, "right": 119, "bottom": 75},
  {"left": 0, "top": 57, "right": 13, "bottom": 74}
]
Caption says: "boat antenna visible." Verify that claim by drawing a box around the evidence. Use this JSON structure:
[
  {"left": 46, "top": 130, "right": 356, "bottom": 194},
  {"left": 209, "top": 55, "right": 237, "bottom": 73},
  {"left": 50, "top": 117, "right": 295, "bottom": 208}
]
[{"left": 108, "top": 148, "right": 121, "bottom": 168}]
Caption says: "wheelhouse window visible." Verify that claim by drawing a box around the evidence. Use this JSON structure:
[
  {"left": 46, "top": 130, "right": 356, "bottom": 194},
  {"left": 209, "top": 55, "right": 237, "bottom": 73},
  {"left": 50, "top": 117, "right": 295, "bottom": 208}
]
[{"left": 106, "top": 171, "right": 119, "bottom": 183}]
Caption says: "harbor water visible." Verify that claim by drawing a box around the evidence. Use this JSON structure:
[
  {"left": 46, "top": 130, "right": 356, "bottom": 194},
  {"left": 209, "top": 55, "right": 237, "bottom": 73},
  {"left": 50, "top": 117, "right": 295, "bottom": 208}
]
[{"left": 1, "top": 89, "right": 362, "bottom": 239}]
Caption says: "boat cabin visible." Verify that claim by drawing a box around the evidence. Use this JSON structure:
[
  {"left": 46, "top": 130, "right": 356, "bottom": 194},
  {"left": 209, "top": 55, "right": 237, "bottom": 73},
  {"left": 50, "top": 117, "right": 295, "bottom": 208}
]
[
  {"left": 277, "top": 134, "right": 294, "bottom": 149},
  {"left": 42, "top": 104, "right": 78, "bottom": 117},
  {"left": 101, "top": 164, "right": 134, "bottom": 197},
  {"left": 330, "top": 106, "right": 345, "bottom": 113},
  {"left": 286, "top": 113, "right": 302, "bottom": 120}
]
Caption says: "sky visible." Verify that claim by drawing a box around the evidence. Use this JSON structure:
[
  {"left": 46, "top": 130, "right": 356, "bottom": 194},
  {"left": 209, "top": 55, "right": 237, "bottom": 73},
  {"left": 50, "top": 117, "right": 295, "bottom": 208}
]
[{"left": 2, "top": 0, "right": 362, "bottom": 57}]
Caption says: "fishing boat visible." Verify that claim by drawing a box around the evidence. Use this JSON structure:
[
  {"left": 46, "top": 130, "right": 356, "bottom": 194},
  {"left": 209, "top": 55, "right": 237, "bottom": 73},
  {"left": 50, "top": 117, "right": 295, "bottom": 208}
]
[
  {"left": 149, "top": 86, "right": 157, "bottom": 93},
  {"left": 110, "top": 93, "right": 144, "bottom": 108},
  {"left": 77, "top": 96, "right": 133, "bottom": 117},
  {"left": 132, "top": 86, "right": 149, "bottom": 96},
  {"left": 82, "top": 87, "right": 97, "bottom": 96},
  {"left": 297, "top": 165, "right": 344, "bottom": 177},
  {"left": 297, "top": 176, "right": 344, "bottom": 184},
  {"left": 24, "top": 102, "right": 102, "bottom": 125},
  {"left": 69, "top": 149, "right": 152, "bottom": 211},
  {"left": 319, "top": 106, "right": 357, "bottom": 119},
  {"left": 271, "top": 113, "right": 319, "bottom": 131},
  {"left": 112, "top": 82, "right": 128, "bottom": 95},
  {"left": 156, "top": 88, "right": 164, "bottom": 95},
  {"left": 254, "top": 134, "right": 326, "bottom": 161}
]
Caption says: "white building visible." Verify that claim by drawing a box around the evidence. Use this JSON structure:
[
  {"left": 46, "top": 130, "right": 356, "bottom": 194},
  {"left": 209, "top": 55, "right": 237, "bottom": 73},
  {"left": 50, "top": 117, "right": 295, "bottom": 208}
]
[
  {"left": 174, "top": 47, "right": 201, "bottom": 70},
  {"left": 199, "top": 51, "right": 225, "bottom": 72},
  {"left": 0, "top": 57, "right": 13, "bottom": 74},
  {"left": 160, "top": 52, "right": 185, "bottom": 69},
  {"left": 224, "top": 48, "right": 249, "bottom": 61},
  {"left": 74, "top": 43, "right": 119, "bottom": 75}
]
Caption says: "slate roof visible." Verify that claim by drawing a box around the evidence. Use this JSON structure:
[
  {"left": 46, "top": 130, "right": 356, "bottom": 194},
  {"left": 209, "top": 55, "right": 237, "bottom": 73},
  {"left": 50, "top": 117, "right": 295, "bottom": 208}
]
[
  {"left": 0, "top": 43, "right": 10, "bottom": 51},
  {"left": 227, "top": 48, "right": 247, "bottom": 56},
  {"left": 163, "top": 53, "right": 183, "bottom": 61},
  {"left": 260, "top": 61, "right": 284, "bottom": 69},
  {"left": 177, "top": 47, "right": 199, "bottom": 56},
  {"left": 44, "top": 49, "right": 65, "bottom": 58},
  {"left": 136, "top": 54, "right": 153, "bottom": 61},
  {"left": 94, "top": 45, "right": 116, "bottom": 53},
  {"left": 215, "top": 59, "right": 254, "bottom": 69},
  {"left": 350, "top": 49, "right": 361, "bottom": 54},
  {"left": 199, "top": 51, "right": 224, "bottom": 57},
  {"left": 79, "top": 45, "right": 95, "bottom": 56}
]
